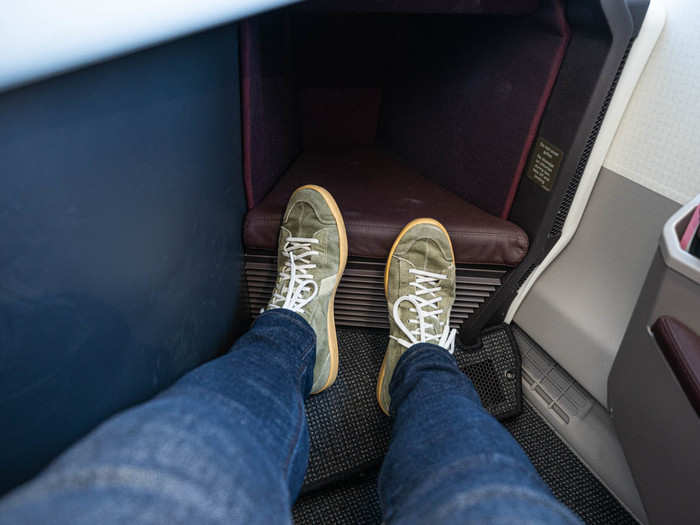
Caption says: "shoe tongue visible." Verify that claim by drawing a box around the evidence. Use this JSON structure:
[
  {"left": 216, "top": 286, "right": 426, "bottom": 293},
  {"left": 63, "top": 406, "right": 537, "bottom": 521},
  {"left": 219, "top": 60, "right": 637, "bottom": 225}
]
[
  {"left": 408, "top": 239, "right": 447, "bottom": 335},
  {"left": 284, "top": 201, "right": 322, "bottom": 240},
  {"left": 405, "top": 239, "right": 447, "bottom": 273},
  {"left": 284, "top": 202, "right": 307, "bottom": 236}
]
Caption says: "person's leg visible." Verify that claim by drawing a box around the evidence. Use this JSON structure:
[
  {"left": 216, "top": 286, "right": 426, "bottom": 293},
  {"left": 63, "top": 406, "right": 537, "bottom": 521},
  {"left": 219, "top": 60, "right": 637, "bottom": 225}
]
[
  {"left": 379, "top": 344, "right": 581, "bottom": 524},
  {"left": 0, "top": 184, "right": 348, "bottom": 525},
  {"left": 377, "top": 218, "right": 580, "bottom": 524},
  {"left": 0, "top": 308, "right": 314, "bottom": 525}
]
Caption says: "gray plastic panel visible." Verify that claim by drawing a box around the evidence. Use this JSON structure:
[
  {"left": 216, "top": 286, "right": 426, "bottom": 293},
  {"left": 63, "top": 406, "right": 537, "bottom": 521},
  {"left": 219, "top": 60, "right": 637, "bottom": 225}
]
[
  {"left": 514, "top": 168, "right": 679, "bottom": 406},
  {"left": 515, "top": 326, "right": 648, "bottom": 523},
  {"left": 609, "top": 195, "right": 700, "bottom": 524}
]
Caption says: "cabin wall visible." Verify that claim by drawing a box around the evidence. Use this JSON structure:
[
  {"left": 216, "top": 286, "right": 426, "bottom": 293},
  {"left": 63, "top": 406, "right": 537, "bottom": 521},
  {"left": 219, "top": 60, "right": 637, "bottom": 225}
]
[{"left": 0, "top": 24, "right": 247, "bottom": 494}]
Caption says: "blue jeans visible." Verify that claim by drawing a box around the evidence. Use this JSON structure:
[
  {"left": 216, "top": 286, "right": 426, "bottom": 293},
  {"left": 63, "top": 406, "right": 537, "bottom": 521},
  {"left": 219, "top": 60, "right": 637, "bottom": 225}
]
[{"left": 0, "top": 309, "right": 580, "bottom": 524}]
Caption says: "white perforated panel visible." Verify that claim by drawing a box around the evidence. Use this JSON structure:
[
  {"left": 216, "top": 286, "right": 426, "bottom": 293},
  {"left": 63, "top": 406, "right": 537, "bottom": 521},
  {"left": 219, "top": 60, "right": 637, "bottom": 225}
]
[{"left": 605, "top": 0, "right": 700, "bottom": 204}]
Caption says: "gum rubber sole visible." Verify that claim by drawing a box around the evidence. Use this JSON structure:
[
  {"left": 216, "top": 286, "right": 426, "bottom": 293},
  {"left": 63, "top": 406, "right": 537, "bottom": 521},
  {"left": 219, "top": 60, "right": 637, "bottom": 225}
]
[
  {"left": 376, "top": 218, "right": 455, "bottom": 414},
  {"left": 295, "top": 185, "right": 348, "bottom": 394}
]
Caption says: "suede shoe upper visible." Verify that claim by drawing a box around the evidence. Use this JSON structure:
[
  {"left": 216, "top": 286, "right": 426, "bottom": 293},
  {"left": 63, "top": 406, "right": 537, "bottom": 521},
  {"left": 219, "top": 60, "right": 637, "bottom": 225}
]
[
  {"left": 266, "top": 185, "right": 347, "bottom": 394},
  {"left": 377, "top": 219, "right": 457, "bottom": 414}
]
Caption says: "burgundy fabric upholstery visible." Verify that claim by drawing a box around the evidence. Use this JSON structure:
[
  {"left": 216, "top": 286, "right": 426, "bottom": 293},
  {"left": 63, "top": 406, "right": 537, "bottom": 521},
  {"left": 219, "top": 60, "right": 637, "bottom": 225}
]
[
  {"left": 240, "top": 1, "right": 569, "bottom": 216},
  {"left": 375, "top": 0, "right": 569, "bottom": 217},
  {"left": 241, "top": 15, "right": 301, "bottom": 208},
  {"left": 300, "top": 88, "right": 381, "bottom": 147},
  {"left": 300, "top": 0, "right": 540, "bottom": 15},
  {"left": 652, "top": 316, "right": 700, "bottom": 416},
  {"left": 244, "top": 148, "right": 529, "bottom": 266}
]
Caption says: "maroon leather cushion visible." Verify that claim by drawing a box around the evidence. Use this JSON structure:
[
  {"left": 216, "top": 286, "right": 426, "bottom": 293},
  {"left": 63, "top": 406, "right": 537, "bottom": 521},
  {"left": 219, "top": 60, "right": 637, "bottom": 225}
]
[
  {"left": 244, "top": 148, "right": 529, "bottom": 266},
  {"left": 652, "top": 316, "right": 700, "bottom": 416}
]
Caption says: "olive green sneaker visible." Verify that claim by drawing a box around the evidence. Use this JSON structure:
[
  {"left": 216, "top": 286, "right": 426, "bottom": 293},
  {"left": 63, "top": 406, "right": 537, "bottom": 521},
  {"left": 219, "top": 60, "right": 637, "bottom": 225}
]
[
  {"left": 265, "top": 185, "right": 347, "bottom": 394},
  {"left": 376, "top": 218, "right": 457, "bottom": 414}
]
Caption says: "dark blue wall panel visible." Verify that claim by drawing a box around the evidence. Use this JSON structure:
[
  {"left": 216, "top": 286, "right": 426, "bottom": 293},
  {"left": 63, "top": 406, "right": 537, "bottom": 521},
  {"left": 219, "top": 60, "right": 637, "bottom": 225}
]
[{"left": 0, "top": 24, "right": 247, "bottom": 493}]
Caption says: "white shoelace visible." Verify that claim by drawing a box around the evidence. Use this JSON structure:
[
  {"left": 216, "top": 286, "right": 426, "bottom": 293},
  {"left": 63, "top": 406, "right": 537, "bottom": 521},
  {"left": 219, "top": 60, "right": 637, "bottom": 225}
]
[
  {"left": 390, "top": 268, "right": 456, "bottom": 353},
  {"left": 267, "top": 237, "right": 320, "bottom": 314}
]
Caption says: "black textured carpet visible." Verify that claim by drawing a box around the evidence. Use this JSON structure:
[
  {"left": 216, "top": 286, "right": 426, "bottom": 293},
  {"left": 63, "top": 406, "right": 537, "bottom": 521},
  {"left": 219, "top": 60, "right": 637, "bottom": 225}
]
[
  {"left": 294, "top": 470, "right": 381, "bottom": 525},
  {"left": 504, "top": 403, "right": 637, "bottom": 525},
  {"left": 301, "top": 325, "right": 521, "bottom": 492},
  {"left": 293, "top": 327, "right": 637, "bottom": 525}
]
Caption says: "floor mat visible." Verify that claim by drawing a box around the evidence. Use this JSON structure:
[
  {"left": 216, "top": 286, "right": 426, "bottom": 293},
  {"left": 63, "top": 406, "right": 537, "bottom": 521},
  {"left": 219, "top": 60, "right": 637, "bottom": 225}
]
[
  {"left": 295, "top": 402, "right": 637, "bottom": 525},
  {"left": 294, "top": 470, "right": 381, "bottom": 525},
  {"left": 294, "top": 327, "right": 637, "bottom": 525},
  {"left": 504, "top": 403, "right": 637, "bottom": 525},
  {"left": 301, "top": 325, "right": 522, "bottom": 492}
]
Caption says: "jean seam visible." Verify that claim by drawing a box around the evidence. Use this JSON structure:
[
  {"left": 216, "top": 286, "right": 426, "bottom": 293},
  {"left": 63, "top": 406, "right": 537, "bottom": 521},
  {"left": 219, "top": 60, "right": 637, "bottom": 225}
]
[
  {"left": 296, "top": 341, "right": 315, "bottom": 392},
  {"left": 281, "top": 396, "right": 306, "bottom": 482},
  {"left": 283, "top": 338, "right": 315, "bottom": 479}
]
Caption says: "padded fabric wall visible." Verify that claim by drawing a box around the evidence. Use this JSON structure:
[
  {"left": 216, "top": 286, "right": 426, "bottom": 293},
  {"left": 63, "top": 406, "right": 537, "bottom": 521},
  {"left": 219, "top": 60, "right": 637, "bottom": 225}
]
[
  {"left": 241, "top": 13, "right": 302, "bottom": 208},
  {"left": 302, "top": 0, "right": 540, "bottom": 15},
  {"left": 0, "top": 25, "right": 247, "bottom": 494},
  {"left": 241, "top": 0, "right": 568, "bottom": 217},
  {"left": 377, "top": 1, "right": 569, "bottom": 217}
]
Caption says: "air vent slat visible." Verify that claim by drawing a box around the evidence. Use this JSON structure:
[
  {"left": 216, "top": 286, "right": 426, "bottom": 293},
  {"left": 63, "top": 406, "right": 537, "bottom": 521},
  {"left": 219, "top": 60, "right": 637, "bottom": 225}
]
[{"left": 245, "top": 254, "right": 506, "bottom": 330}]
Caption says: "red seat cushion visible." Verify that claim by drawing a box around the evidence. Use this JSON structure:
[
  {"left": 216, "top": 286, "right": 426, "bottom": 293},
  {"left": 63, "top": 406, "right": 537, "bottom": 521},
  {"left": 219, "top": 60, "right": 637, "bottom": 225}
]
[{"left": 244, "top": 148, "right": 528, "bottom": 266}]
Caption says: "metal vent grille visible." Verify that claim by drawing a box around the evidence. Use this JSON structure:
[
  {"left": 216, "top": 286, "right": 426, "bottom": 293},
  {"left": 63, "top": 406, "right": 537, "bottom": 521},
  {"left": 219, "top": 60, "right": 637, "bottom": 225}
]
[
  {"left": 245, "top": 252, "right": 507, "bottom": 330},
  {"left": 549, "top": 38, "right": 635, "bottom": 238}
]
